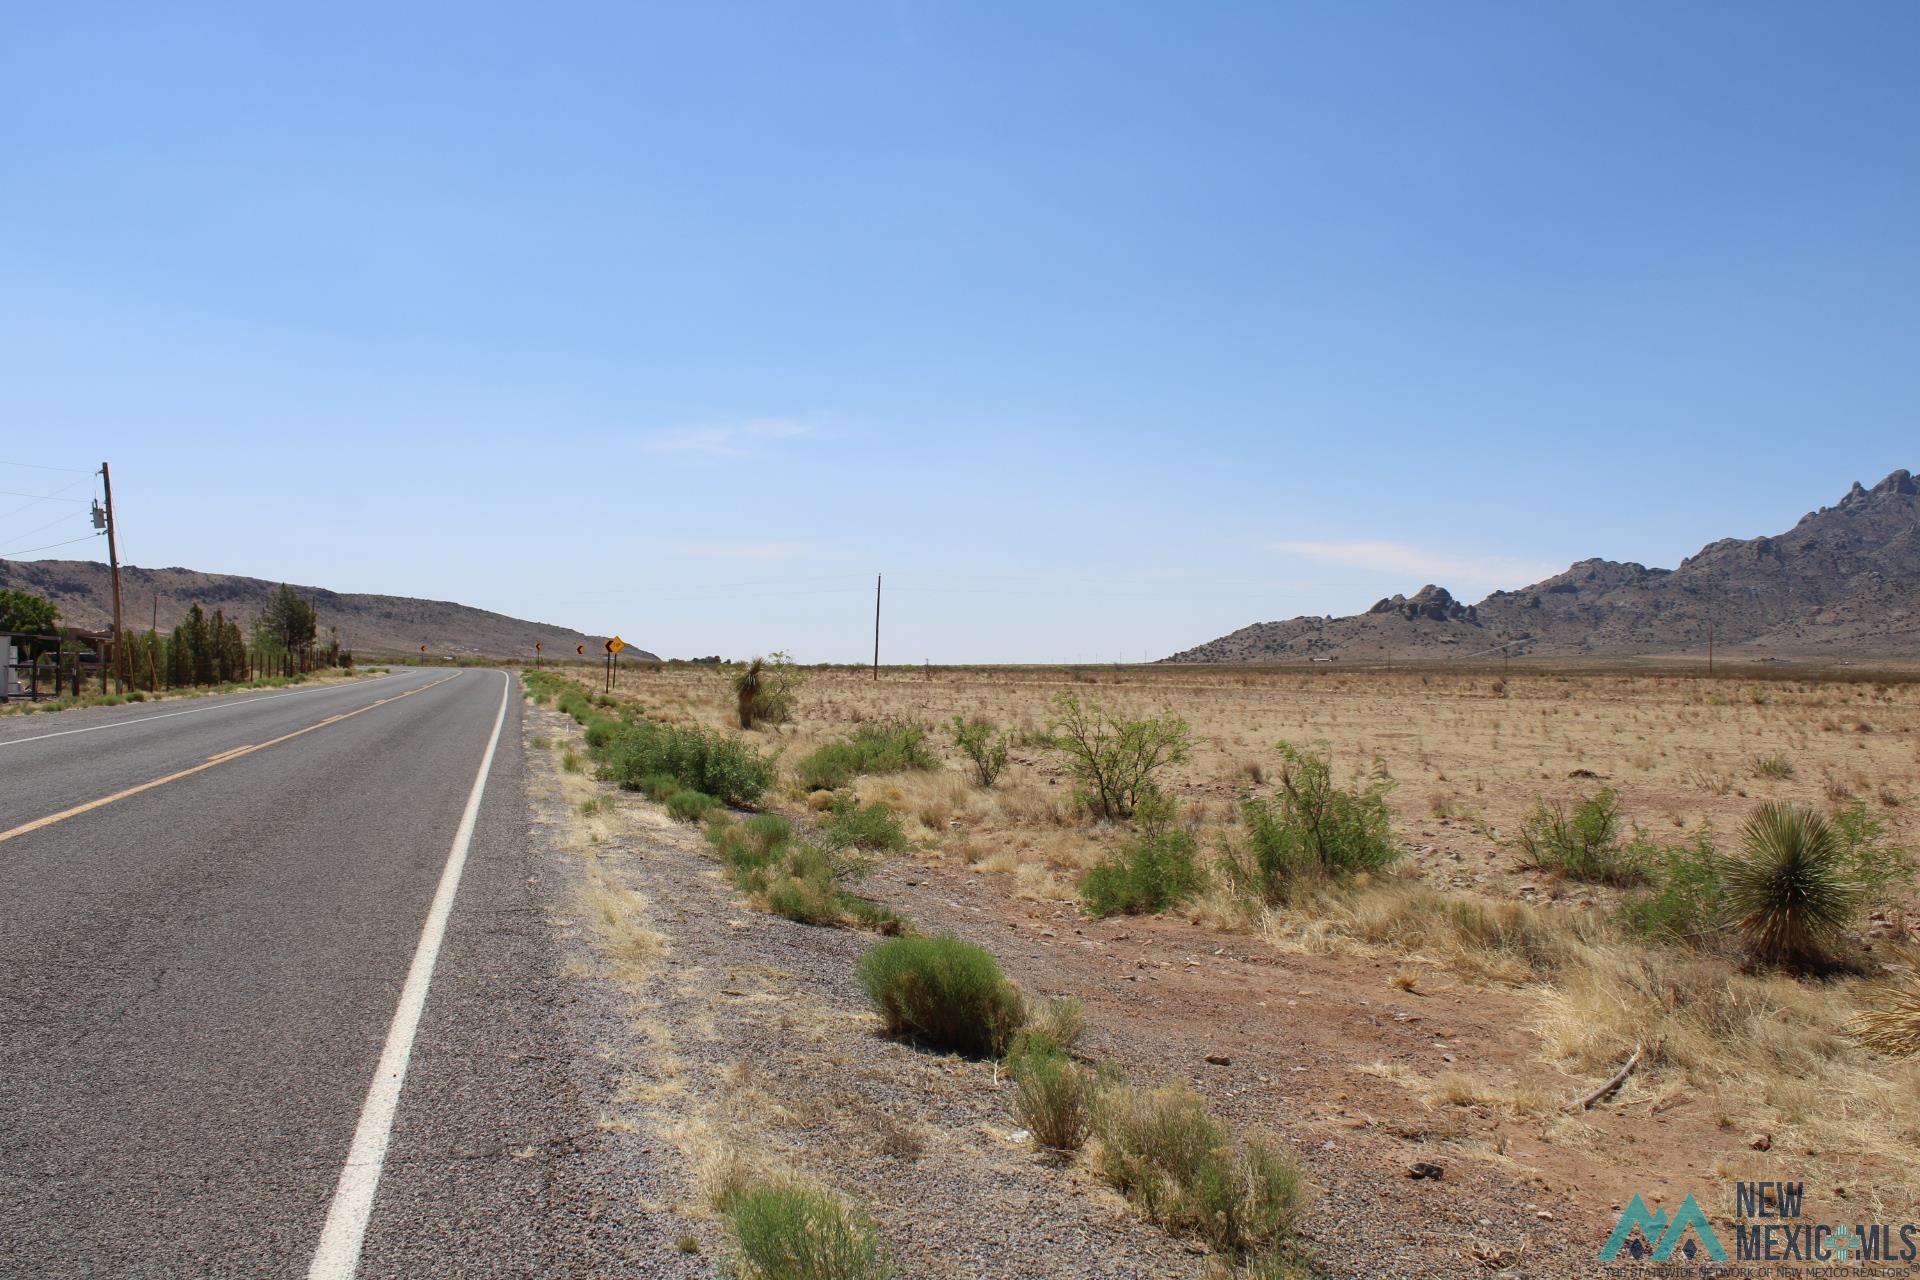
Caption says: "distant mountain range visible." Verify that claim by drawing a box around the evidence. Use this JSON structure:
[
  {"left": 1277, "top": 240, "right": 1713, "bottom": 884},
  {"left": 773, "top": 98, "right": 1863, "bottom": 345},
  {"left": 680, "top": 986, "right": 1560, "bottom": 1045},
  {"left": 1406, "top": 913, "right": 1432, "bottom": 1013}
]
[
  {"left": 1164, "top": 469, "right": 1920, "bottom": 665},
  {"left": 0, "top": 560, "right": 657, "bottom": 662}
]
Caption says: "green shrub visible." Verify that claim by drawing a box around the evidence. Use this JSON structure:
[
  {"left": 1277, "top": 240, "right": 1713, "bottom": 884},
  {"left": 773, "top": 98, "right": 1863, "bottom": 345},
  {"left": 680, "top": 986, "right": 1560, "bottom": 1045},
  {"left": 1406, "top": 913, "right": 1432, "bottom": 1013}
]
[
  {"left": 1516, "top": 788, "right": 1645, "bottom": 885},
  {"left": 1091, "top": 1083, "right": 1307, "bottom": 1258},
  {"left": 1750, "top": 753, "right": 1796, "bottom": 780},
  {"left": 765, "top": 873, "right": 842, "bottom": 925},
  {"left": 856, "top": 934, "right": 1024, "bottom": 1057},
  {"left": 948, "top": 716, "right": 1010, "bottom": 788},
  {"left": 725, "top": 1184, "right": 892, "bottom": 1280},
  {"left": 707, "top": 814, "right": 901, "bottom": 932},
  {"left": 596, "top": 720, "right": 776, "bottom": 806},
  {"left": 1047, "top": 693, "right": 1190, "bottom": 821},
  {"left": 1831, "top": 800, "right": 1916, "bottom": 904},
  {"left": 1620, "top": 829, "right": 1725, "bottom": 945},
  {"left": 1009, "top": 1045, "right": 1090, "bottom": 1151},
  {"left": 667, "top": 788, "right": 722, "bottom": 823},
  {"left": 1228, "top": 742, "right": 1398, "bottom": 902},
  {"left": 796, "top": 720, "right": 934, "bottom": 791},
  {"left": 821, "top": 797, "right": 907, "bottom": 851},
  {"left": 1080, "top": 830, "right": 1205, "bottom": 917},
  {"left": 1726, "top": 803, "right": 1857, "bottom": 966}
]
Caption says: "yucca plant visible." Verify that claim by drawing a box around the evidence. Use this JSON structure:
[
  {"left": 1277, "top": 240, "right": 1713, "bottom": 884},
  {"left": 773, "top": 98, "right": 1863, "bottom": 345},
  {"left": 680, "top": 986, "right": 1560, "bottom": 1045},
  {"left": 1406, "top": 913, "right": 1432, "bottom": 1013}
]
[
  {"left": 1849, "top": 981, "right": 1920, "bottom": 1057},
  {"left": 1848, "top": 946, "right": 1920, "bottom": 1058},
  {"left": 1725, "top": 803, "right": 1857, "bottom": 967},
  {"left": 733, "top": 657, "right": 765, "bottom": 729}
]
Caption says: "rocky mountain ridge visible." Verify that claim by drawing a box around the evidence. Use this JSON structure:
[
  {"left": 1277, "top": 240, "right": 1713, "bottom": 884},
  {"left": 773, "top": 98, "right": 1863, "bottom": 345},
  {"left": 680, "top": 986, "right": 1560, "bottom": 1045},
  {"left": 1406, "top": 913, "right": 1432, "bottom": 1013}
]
[{"left": 1165, "top": 469, "right": 1920, "bottom": 664}]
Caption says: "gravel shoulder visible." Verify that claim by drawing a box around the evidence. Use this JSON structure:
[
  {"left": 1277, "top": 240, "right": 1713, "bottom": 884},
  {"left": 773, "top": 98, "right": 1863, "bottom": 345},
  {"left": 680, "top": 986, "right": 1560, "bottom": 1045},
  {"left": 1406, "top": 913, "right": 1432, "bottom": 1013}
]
[{"left": 525, "top": 702, "right": 1211, "bottom": 1279}]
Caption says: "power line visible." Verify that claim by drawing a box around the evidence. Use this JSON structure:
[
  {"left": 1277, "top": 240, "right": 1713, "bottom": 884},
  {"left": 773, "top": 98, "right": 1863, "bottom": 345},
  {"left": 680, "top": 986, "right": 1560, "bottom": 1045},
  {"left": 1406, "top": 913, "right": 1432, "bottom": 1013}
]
[
  {"left": 0, "top": 489, "right": 86, "bottom": 503},
  {"left": 1, "top": 532, "right": 101, "bottom": 558},
  {"left": 0, "top": 461, "right": 90, "bottom": 474},
  {"left": 0, "top": 476, "right": 90, "bottom": 524},
  {"left": 0, "top": 511, "right": 83, "bottom": 547}
]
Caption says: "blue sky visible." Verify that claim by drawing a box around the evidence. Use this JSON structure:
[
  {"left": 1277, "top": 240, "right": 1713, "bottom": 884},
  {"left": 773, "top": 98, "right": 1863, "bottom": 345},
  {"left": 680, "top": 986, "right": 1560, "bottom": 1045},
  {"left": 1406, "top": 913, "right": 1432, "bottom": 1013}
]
[{"left": 2, "top": 3, "right": 1914, "bottom": 662}]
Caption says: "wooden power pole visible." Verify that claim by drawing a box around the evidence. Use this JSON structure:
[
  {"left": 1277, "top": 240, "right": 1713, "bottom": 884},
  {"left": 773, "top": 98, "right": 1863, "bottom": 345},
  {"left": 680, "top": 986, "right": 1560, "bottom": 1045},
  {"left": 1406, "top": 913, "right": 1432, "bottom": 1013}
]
[
  {"left": 100, "top": 462, "right": 127, "bottom": 693},
  {"left": 872, "top": 573, "right": 881, "bottom": 682}
]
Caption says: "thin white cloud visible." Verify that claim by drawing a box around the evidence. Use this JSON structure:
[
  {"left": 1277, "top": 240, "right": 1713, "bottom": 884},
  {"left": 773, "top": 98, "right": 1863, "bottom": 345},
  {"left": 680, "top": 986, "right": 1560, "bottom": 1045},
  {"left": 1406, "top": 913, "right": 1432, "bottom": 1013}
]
[
  {"left": 1267, "top": 539, "right": 1560, "bottom": 593},
  {"left": 639, "top": 417, "right": 820, "bottom": 458},
  {"left": 675, "top": 541, "right": 810, "bottom": 562}
]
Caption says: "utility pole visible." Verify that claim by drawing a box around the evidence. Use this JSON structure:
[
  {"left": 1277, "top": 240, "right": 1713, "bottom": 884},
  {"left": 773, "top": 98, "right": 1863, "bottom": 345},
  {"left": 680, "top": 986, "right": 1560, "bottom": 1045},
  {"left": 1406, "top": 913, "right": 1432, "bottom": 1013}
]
[
  {"left": 1707, "top": 618, "right": 1715, "bottom": 678},
  {"left": 872, "top": 573, "right": 881, "bottom": 683},
  {"left": 98, "top": 462, "right": 127, "bottom": 693}
]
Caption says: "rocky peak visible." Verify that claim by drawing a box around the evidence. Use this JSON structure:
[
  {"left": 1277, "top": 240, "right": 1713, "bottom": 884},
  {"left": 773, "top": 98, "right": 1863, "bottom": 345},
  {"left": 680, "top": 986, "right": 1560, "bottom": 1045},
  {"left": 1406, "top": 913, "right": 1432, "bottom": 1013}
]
[
  {"left": 1836, "top": 469, "right": 1914, "bottom": 509},
  {"left": 1367, "top": 584, "right": 1475, "bottom": 623},
  {"left": 1872, "top": 468, "right": 1916, "bottom": 496}
]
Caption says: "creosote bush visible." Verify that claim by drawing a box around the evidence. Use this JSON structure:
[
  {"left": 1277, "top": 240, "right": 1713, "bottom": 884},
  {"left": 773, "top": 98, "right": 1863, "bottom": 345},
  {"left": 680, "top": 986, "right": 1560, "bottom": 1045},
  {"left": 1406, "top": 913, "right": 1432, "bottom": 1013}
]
[
  {"left": 797, "top": 719, "right": 935, "bottom": 791},
  {"left": 724, "top": 1183, "right": 892, "bottom": 1280},
  {"left": 1047, "top": 693, "right": 1190, "bottom": 821},
  {"left": 1227, "top": 741, "right": 1398, "bottom": 903},
  {"left": 947, "top": 716, "right": 1010, "bottom": 787},
  {"left": 1080, "top": 830, "right": 1205, "bottom": 917},
  {"left": 1516, "top": 788, "right": 1646, "bottom": 885},
  {"left": 856, "top": 934, "right": 1024, "bottom": 1057}
]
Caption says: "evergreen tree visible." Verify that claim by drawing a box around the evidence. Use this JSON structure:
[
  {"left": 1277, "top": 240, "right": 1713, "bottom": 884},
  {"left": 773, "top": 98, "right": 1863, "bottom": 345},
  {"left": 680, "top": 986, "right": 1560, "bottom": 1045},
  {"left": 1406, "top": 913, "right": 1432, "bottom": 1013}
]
[{"left": 185, "top": 604, "right": 212, "bottom": 685}]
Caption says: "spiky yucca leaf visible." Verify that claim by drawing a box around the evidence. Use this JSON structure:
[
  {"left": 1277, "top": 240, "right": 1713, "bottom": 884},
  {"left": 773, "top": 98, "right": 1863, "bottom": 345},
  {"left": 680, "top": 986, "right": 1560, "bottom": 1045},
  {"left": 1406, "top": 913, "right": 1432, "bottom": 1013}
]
[
  {"left": 1848, "top": 946, "right": 1920, "bottom": 1058},
  {"left": 1849, "top": 981, "right": 1920, "bottom": 1057},
  {"left": 1725, "top": 803, "right": 1856, "bottom": 966}
]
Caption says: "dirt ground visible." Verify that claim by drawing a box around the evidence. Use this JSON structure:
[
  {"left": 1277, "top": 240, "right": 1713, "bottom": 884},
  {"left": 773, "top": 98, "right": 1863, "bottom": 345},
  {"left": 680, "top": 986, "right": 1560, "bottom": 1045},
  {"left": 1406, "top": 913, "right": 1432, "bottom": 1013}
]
[{"left": 535, "top": 661, "right": 1920, "bottom": 1277}]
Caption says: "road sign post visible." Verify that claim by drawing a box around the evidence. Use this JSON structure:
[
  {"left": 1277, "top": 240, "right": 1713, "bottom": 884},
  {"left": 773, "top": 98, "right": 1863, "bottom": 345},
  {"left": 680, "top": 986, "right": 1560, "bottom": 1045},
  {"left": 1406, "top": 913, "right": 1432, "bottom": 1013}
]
[
  {"left": 604, "top": 636, "right": 626, "bottom": 692},
  {"left": 534, "top": 640, "right": 543, "bottom": 669}
]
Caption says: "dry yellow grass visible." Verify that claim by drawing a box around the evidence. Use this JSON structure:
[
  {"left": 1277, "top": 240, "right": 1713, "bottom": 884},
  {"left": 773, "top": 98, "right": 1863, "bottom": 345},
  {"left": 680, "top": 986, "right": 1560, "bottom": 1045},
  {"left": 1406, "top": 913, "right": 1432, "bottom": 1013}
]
[
  {"left": 599, "top": 662, "right": 1919, "bottom": 906},
  {"left": 555, "top": 660, "right": 1920, "bottom": 1198}
]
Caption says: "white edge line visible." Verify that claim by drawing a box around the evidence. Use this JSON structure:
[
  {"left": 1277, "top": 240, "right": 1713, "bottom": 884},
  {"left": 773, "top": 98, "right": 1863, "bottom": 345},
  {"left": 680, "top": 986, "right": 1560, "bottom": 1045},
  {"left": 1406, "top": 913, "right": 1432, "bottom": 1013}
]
[
  {"left": 0, "top": 672, "right": 408, "bottom": 748},
  {"left": 306, "top": 669, "right": 510, "bottom": 1280}
]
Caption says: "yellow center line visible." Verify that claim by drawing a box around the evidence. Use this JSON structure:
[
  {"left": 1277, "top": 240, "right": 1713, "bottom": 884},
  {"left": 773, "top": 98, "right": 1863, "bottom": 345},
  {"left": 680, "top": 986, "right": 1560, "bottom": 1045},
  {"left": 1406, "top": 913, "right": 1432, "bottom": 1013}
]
[{"left": 0, "top": 674, "right": 463, "bottom": 847}]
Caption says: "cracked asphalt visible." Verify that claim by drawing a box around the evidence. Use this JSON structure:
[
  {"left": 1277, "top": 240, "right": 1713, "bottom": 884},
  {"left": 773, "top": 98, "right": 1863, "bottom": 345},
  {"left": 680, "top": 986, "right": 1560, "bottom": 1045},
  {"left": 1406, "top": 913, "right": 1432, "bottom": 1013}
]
[{"left": 0, "top": 668, "right": 652, "bottom": 1278}]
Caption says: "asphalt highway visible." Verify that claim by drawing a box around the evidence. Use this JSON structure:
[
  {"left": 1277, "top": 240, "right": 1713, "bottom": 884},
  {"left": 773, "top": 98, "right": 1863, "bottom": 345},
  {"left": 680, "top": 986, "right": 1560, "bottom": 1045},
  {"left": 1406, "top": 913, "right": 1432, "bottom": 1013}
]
[{"left": 0, "top": 668, "right": 637, "bottom": 1278}]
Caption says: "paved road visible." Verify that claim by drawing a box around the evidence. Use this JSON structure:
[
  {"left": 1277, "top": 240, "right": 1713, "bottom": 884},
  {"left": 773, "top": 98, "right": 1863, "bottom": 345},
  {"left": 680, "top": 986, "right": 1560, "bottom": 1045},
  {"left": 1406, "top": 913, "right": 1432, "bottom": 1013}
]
[{"left": 0, "top": 669, "right": 640, "bottom": 1278}]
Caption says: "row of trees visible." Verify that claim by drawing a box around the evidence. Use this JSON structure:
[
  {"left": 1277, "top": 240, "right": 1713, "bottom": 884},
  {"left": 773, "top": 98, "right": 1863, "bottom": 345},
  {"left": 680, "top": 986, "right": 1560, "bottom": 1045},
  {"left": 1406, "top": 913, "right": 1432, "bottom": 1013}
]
[{"left": 2, "top": 583, "right": 343, "bottom": 693}]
